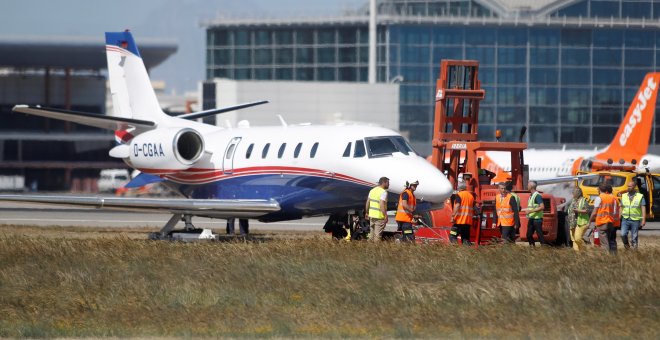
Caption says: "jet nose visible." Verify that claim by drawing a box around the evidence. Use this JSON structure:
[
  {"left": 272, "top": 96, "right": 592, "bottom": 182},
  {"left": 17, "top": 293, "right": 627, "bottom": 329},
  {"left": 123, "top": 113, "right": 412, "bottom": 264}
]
[{"left": 413, "top": 160, "right": 453, "bottom": 204}]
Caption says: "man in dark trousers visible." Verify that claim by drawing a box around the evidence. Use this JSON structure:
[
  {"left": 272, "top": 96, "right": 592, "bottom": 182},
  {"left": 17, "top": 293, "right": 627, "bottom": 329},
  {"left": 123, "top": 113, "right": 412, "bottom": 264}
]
[
  {"left": 450, "top": 182, "right": 475, "bottom": 246},
  {"left": 496, "top": 182, "right": 520, "bottom": 243},
  {"left": 524, "top": 180, "right": 546, "bottom": 246},
  {"left": 226, "top": 218, "right": 250, "bottom": 236}
]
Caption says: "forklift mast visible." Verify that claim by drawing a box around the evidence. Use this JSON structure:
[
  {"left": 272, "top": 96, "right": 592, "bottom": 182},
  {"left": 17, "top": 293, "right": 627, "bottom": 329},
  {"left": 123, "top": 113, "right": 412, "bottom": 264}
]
[{"left": 430, "top": 60, "right": 527, "bottom": 199}]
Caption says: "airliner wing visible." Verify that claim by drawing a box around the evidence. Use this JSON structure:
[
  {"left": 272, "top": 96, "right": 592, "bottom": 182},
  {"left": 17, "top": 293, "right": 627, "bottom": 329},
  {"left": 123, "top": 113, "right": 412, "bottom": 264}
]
[
  {"left": 534, "top": 173, "right": 599, "bottom": 186},
  {"left": 12, "top": 105, "right": 156, "bottom": 130},
  {"left": 0, "top": 195, "right": 280, "bottom": 219}
]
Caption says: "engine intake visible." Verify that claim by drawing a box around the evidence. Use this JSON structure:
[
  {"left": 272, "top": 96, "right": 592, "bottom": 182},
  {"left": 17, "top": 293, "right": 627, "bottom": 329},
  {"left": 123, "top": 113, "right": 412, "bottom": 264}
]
[{"left": 128, "top": 128, "right": 205, "bottom": 171}]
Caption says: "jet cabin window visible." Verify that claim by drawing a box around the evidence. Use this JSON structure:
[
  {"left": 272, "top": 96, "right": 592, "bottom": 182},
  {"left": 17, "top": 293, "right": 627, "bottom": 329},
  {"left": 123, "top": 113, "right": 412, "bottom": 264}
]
[
  {"left": 365, "top": 136, "right": 417, "bottom": 158},
  {"left": 342, "top": 142, "right": 352, "bottom": 157},
  {"left": 310, "top": 142, "right": 319, "bottom": 158},
  {"left": 245, "top": 143, "right": 254, "bottom": 159},
  {"left": 294, "top": 143, "right": 302, "bottom": 158},
  {"left": 278, "top": 143, "right": 286, "bottom": 158},
  {"left": 262, "top": 143, "right": 270, "bottom": 158}
]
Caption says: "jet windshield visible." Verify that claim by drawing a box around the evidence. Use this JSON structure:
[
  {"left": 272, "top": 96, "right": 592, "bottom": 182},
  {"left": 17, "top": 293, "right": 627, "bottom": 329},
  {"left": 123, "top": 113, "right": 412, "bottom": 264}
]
[{"left": 365, "top": 136, "right": 417, "bottom": 158}]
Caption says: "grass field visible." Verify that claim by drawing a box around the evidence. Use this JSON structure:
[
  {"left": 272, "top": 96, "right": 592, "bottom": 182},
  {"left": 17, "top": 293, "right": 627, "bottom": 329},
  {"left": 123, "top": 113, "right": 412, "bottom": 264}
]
[{"left": 0, "top": 225, "right": 658, "bottom": 338}]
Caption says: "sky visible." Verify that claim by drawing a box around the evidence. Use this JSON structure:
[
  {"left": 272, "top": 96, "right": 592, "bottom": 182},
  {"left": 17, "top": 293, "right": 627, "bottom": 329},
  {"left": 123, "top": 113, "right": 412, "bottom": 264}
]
[{"left": 1, "top": 0, "right": 365, "bottom": 94}]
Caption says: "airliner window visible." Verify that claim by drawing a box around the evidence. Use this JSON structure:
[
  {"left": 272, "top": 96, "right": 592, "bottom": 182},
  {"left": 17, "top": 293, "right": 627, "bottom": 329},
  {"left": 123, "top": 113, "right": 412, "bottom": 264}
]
[
  {"left": 294, "top": 143, "right": 302, "bottom": 158},
  {"left": 365, "top": 137, "right": 398, "bottom": 157},
  {"left": 278, "top": 143, "right": 286, "bottom": 158},
  {"left": 262, "top": 143, "right": 270, "bottom": 158},
  {"left": 225, "top": 144, "right": 235, "bottom": 159},
  {"left": 310, "top": 142, "right": 319, "bottom": 158},
  {"left": 246, "top": 143, "right": 254, "bottom": 158},
  {"left": 354, "top": 140, "right": 366, "bottom": 157},
  {"left": 342, "top": 142, "right": 352, "bottom": 157}
]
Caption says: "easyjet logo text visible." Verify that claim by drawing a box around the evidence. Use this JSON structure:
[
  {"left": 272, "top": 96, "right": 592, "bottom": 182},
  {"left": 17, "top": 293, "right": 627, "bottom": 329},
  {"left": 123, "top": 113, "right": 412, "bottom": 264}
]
[{"left": 620, "top": 76, "right": 658, "bottom": 147}]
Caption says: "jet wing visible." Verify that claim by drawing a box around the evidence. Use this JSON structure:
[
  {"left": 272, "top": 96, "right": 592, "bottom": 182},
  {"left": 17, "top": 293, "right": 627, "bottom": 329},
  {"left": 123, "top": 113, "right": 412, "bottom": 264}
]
[
  {"left": 0, "top": 195, "right": 280, "bottom": 219},
  {"left": 534, "top": 173, "right": 599, "bottom": 186},
  {"left": 12, "top": 105, "right": 155, "bottom": 130}
]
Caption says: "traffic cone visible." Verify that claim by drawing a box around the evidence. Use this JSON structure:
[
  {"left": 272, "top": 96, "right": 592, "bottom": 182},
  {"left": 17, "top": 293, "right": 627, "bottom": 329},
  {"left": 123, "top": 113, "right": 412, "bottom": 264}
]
[{"left": 593, "top": 229, "right": 600, "bottom": 247}]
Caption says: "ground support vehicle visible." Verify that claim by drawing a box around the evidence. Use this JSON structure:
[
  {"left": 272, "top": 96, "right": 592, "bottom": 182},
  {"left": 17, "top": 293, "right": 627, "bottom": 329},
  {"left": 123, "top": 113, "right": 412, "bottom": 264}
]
[
  {"left": 415, "top": 60, "right": 568, "bottom": 246},
  {"left": 577, "top": 168, "right": 660, "bottom": 223}
]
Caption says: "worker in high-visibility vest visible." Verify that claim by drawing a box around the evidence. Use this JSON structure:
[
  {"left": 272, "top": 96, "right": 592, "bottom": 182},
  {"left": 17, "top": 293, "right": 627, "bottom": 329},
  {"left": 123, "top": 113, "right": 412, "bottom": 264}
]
[
  {"left": 496, "top": 182, "right": 520, "bottom": 243},
  {"left": 589, "top": 183, "right": 618, "bottom": 254},
  {"left": 567, "top": 187, "right": 590, "bottom": 251},
  {"left": 395, "top": 180, "right": 418, "bottom": 242},
  {"left": 365, "top": 176, "right": 389, "bottom": 242},
  {"left": 523, "top": 180, "right": 546, "bottom": 246},
  {"left": 450, "top": 182, "right": 475, "bottom": 246},
  {"left": 621, "top": 180, "right": 646, "bottom": 249}
]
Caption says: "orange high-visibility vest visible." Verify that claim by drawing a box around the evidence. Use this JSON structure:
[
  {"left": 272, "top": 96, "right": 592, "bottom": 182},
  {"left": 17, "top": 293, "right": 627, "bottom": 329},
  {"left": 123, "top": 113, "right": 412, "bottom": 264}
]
[
  {"left": 496, "top": 193, "right": 514, "bottom": 226},
  {"left": 395, "top": 188, "right": 416, "bottom": 223},
  {"left": 454, "top": 190, "right": 475, "bottom": 225},
  {"left": 595, "top": 193, "right": 615, "bottom": 225}
]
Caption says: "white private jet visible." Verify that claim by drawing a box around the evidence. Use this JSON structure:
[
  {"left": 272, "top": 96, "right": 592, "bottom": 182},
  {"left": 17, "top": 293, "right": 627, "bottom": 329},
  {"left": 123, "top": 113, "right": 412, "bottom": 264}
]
[{"left": 0, "top": 31, "right": 453, "bottom": 237}]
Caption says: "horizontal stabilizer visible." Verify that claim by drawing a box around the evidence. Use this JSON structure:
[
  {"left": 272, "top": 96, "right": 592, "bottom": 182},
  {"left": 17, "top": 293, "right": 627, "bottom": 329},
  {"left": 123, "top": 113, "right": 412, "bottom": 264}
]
[
  {"left": 0, "top": 195, "right": 280, "bottom": 219},
  {"left": 177, "top": 100, "right": 268, "bottom": 120},
  {"left": 12, "top": 105, "right": 156, "bottom": 130}
]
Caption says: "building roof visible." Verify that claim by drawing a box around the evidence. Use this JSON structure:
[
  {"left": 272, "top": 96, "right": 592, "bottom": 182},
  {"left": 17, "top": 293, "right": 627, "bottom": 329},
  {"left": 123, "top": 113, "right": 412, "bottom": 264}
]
[{"left": 0, "top": 35, "right": 177, "bottom": 69}]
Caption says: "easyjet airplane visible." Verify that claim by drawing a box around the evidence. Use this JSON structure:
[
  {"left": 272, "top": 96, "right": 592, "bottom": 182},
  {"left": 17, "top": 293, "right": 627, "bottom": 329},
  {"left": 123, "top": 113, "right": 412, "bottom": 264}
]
[
  {"left": 0, "top": 31, "right": 453, "bottom": 236},
  {"left": 479, "top": 72, "right": 660, "bottom": 186}
]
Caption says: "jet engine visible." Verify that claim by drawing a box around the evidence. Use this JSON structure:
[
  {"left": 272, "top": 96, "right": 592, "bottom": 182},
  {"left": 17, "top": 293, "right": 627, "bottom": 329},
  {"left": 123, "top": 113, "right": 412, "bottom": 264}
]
[{"left": 127, "top": 128, "right": 205, "bottom": 171}]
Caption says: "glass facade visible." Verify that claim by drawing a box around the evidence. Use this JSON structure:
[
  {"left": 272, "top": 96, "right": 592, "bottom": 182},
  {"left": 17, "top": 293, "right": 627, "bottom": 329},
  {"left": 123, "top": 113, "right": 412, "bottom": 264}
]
[{"left": 205, "top": 0, "right": 660, "bottom": 152}]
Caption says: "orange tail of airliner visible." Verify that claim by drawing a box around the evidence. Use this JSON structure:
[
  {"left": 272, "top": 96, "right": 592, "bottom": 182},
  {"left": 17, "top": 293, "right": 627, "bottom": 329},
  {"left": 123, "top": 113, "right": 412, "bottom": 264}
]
[{"left": 594, "top": 73, "right": 660, "bottom": 164}]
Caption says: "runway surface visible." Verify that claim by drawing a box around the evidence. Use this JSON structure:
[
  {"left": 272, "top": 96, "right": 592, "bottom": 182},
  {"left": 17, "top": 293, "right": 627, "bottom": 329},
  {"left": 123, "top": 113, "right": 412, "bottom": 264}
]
[{"left": 1, "top": 200, "right": 659, "bottom": 237}]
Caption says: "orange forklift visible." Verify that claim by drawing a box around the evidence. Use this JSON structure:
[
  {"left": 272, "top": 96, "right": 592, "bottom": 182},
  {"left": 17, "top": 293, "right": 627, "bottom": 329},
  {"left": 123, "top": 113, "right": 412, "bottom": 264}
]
[{"left": 415, "top": 60, "right": 568, "bottom": 246}]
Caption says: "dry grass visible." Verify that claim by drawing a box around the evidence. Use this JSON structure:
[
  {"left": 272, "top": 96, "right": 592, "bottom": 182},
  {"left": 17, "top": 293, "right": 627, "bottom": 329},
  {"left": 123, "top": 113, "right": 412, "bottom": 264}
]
[{"left": 0, "top": 225, "right": 658, "bottom": 338}]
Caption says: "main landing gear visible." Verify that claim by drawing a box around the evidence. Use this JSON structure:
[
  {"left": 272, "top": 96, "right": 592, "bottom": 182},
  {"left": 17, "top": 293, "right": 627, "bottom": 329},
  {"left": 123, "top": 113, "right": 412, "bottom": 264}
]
[
  {"left": 148, "top": 214, "right": 216, "bottom": 241},
  {"left": 323, "top": 212, "right": 371, "bottom": 240}
]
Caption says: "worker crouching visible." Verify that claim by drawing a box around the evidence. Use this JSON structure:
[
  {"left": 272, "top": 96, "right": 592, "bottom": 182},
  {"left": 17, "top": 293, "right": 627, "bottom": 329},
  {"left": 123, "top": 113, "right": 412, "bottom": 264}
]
[
  {"left": 395, "top": 180, "right": 419, "bottom": 242},
  {"left": 450, "top": 182, "right": 475, "bottom": 246}
]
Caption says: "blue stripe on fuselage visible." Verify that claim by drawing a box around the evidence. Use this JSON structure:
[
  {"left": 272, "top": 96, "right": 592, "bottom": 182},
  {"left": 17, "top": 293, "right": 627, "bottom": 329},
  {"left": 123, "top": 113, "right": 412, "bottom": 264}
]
[{"left": 182, "top": 173, "right": 398, "bottom": 222}]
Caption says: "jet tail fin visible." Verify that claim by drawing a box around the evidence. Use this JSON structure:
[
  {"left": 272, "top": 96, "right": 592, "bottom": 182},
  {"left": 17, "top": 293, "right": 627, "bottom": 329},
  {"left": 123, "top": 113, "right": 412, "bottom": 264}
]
[
  {"left": 595, "top": 72, "right": 660, "bottom": 164},
  {"left": 105, "top": 31, "right": 167, "bottom": 123}
]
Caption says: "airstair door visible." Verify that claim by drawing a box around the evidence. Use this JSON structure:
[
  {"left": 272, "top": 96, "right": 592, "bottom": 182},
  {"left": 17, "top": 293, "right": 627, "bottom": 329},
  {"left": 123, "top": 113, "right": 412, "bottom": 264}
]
[{"left": 223, "top": 137, "right": 242, "bottom": 174}]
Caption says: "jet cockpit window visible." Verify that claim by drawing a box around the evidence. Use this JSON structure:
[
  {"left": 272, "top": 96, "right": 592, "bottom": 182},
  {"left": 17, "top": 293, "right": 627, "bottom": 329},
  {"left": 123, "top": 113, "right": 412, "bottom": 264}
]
[
  {"left": 365, "top": 136, "right": 417, "bottom": 158},
  {"left": 354, "top": 140, "right": 366, "bottom": 157},
  {"left": 343, "top": 142, "right": 352, "bottom": 157}
]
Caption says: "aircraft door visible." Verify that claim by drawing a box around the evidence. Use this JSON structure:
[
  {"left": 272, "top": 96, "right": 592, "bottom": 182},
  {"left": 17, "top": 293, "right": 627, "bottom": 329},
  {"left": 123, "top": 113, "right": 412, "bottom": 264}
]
[{"left": 223, "top": 137, "right": 242, "bottom": 174}]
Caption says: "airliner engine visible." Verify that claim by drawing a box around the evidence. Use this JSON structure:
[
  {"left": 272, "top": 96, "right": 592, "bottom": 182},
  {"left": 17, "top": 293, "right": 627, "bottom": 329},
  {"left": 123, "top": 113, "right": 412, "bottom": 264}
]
[{"left": 127, "top": 128, "right": 205, "bottom": 171}]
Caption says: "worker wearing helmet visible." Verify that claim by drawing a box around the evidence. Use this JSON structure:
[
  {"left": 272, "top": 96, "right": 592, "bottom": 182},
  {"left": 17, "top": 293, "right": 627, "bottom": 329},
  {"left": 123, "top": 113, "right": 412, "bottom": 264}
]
[
  {"left": 395, "top": 180, "right": 418, "bottom": 242},
  {"left": 590, "top": 183, "right": 619, "bottom": 254},
  {"left": 365, "top": 176, "right": 389, "bottom": 242},
  {"left": 450, "top": 182, "right": 475, "bottom": 245},
  {"left": 496, "top": 182, "right": 520, "bottom": 243}
]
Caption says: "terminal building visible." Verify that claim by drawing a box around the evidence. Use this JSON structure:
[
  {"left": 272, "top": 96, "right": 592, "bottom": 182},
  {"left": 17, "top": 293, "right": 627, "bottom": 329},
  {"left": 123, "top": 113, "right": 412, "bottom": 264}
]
[
  {"left": 203, "top": 0, "right": 660, "bottom": 155},
  {"left": 0, "top": 36, "right": 176, "bottom": 190}
]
